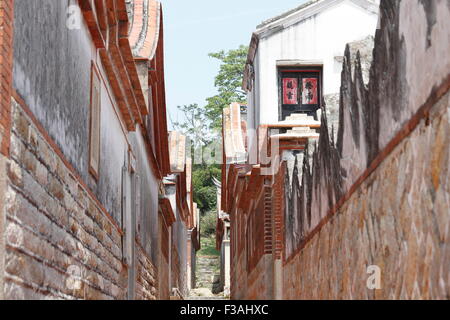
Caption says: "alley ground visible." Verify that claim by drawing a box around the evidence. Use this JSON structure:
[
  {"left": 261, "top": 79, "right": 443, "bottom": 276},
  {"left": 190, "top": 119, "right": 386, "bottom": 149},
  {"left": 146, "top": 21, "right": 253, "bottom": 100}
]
[{"left": 188, "top": 236, "right": 227, "bottom": 300}]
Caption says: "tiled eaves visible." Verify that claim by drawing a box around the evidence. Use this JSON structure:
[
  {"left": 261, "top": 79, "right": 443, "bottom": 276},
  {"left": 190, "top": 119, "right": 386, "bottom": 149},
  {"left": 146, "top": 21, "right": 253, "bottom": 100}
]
[
  {"left": 147, "top": 2, "right": 171, "bottom": 177},
  {"left": 118, "top": 39, "right": 148, "bottom": 118},
  {"left": 78, "top": 0, "right": 150, "bottom": 131}
]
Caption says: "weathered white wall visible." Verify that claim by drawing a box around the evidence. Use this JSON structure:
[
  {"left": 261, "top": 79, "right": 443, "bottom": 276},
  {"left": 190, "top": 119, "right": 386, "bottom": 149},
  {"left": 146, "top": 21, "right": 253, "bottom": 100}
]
[
  {"left": 248, "top": 0, "right": 379, "bottom": 129},
  {"left": 97, "top": 73, "right": 129, "bottom": 223},
  {"left": 13, "top": 0, "right": 132, "bottom": 225},
  {"left": 222, "top": 240, "right": 230, "bottom": 295},
  {"left": 165, "top": 181, "right": 189, "bottom": 295},
  {"left": 129, "top": 126, "right": 160, "bottom": 262}
]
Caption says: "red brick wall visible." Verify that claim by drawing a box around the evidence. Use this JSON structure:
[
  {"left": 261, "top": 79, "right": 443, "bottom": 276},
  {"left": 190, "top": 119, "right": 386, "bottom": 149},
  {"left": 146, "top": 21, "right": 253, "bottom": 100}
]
[
  {"left": 246, "top": 189, "right": 265, "bottom": 272},
  {"left": 246, "top": 255, "right": 273, "bottom": 300},
  {"left": 0, "top": 0, "right": 14, "bottom": 156},
  {"left": 231, "top": 174, "right": 277, "bottom": 299},
  {"left": 135, "top": 240, "right": 158, "bottom": 300},
  {"left": 4, "top": 99, "right": 128, "bottom": 299},
  {"left": 231, "top": 250, "right": 247, "bottom": 299}
]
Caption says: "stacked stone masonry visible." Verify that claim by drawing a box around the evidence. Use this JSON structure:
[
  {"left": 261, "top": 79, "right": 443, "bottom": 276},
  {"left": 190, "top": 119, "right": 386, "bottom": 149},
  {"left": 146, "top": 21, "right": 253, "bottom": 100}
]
[
  {"left": 284, "top": 89, "right": 450, "bottom": 299},
  {"left": 135, "top": 241, "right": 158, "bottom": 300},
  {"left": 4, "top": 100, "right": 126, "bottom": 299}
]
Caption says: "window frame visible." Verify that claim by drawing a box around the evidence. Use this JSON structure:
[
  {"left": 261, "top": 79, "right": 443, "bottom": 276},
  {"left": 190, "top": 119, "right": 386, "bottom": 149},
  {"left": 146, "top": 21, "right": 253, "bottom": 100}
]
[
  {"left": 277, "top": 66, "right": 323, "bottom": 121},
  {"left": 88, "top": 62, "right": 102, "bottom": 180}
]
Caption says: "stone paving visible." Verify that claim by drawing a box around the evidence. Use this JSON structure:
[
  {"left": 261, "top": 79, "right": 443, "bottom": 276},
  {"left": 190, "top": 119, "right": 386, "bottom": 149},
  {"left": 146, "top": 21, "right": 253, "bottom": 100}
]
[{"left": 188, "top": 255, "right": 227, "bottom": 300}]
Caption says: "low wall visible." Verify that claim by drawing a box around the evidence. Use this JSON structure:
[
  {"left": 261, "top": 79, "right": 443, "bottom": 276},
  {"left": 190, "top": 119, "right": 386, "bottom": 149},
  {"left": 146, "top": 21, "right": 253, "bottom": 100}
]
[{"left": 284, "top": 90, "right": 450, "bottom": 299}]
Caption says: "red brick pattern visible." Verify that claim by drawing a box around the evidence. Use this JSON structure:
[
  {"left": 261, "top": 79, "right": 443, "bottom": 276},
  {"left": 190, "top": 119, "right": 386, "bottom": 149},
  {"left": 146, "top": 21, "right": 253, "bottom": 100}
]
[
  {"left": 246, "top": 197, "right": 263, "bottom": 272},
  {"left": 0, "top": 0, "right": 14, "bottom": 156},
  {"left": 282, "top": 89, "right": 450, "bottom": 299},
  {"left": 5, "top": 100, "right": 127, "bottom": 299},
  {"left": 263, "top": 186, "right": 272, "bottom": 255},
  {"left": 135, "top": 240, "right": 158, "bottom": 300}
]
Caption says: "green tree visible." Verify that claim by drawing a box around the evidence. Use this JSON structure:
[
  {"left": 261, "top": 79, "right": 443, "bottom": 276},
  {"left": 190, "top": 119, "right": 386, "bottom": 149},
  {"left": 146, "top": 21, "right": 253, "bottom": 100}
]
[
  {"left": 170, "top": 45, "right": 248, "bottom": 216},
  {"left": 205, "top": 45, "right": 248, "bottom": 129},
  {"left": 192, "top": 164, "right": 220, "bottom": 214},
  {"left": 171, "top": 103, "right": 211, "bottom": 148}
]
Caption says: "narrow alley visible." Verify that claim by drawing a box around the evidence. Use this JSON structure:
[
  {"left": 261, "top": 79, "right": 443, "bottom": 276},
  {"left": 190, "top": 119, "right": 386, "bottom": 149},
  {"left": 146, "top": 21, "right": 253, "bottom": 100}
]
[{"left": 0, "top": 0, "right": 449, "bottom": 303}]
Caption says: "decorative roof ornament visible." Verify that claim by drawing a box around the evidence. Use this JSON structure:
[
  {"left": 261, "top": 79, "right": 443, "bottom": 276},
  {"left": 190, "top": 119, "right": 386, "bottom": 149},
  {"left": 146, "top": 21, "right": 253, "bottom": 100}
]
[{"left": 128, "top": 0, "right": 161, "bottom": 60}]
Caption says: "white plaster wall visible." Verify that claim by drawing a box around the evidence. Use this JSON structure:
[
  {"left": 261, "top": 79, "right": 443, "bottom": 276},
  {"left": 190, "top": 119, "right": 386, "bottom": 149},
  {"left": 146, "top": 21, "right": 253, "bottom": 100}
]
[
  {"left": 223, "top": 240, "right": 231, "bottom": 292},
  {"left": 98, "top": 68, "right": 129, "bottom": 223},
  {"left": 129, "top": 125, "right": 160, "bottom": 260},
  {"left": 249, "top": 0, "right": 379, "bottom": 128},
  {"left": 379, "top": 0, "right": 450, "bottom": 151}
]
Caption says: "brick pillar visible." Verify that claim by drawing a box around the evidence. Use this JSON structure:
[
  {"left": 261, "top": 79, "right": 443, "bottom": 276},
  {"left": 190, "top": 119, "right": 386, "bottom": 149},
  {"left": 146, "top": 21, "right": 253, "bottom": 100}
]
[{"left": 0, "top": 0, "right": 14, "bottom": 300}]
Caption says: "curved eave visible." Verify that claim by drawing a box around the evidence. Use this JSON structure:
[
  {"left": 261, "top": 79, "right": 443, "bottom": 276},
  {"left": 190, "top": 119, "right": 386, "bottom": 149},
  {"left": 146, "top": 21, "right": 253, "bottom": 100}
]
[{"left": 129, "top": 0, "right": 161, "bottom": 60}]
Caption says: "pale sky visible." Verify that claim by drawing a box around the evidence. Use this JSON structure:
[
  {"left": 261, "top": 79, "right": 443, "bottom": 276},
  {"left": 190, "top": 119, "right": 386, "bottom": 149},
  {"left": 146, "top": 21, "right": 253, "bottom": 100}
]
[{"left": 160, "top": 0, "right": 308, "bottom": 129}]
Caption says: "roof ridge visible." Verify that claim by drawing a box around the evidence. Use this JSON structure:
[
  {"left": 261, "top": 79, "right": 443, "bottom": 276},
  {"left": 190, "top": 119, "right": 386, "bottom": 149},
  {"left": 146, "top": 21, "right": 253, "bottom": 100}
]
[
  {"left": 256, "top": 0, "right": 322, "bottom": 29},
  {"left": 256, "top": 0, "right": 378, "bottom": 30}
]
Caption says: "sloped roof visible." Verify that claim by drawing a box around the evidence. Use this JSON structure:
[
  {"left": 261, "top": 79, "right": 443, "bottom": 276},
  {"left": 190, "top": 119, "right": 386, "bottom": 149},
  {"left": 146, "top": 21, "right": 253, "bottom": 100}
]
[
  {"left": 128, "top": 0, "right": 161, "bottom": 60},
  {"left": 257, "top": 0, "right": 321, "bottom": 29},
  {"left": 243, "top": 0, "right": 379, "bottom": 90},
  {"left": 256, "top": 0, "right": 379, "bottom": 34}
]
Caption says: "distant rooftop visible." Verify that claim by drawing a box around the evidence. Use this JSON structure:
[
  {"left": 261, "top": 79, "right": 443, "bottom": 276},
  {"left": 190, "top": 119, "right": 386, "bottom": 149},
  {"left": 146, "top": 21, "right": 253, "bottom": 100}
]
[
  {"left": 257, "top": 0, "right": 320, "bottom": 29},
  {"left": 256, "top": 0, "right": 379, "bottom": 30}
]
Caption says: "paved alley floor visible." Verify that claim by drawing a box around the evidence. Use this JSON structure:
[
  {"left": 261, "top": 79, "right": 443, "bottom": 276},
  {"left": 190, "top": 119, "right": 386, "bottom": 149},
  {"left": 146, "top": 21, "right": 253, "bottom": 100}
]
[{"left": 187, "top": 255, "right": 228, "bottom": 300}]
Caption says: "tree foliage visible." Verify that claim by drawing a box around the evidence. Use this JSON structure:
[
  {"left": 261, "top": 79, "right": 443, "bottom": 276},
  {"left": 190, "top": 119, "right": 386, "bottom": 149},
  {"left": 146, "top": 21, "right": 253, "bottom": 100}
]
[
  {"left": 205, "top": 45, "right": 248, "bottom": 129},
  {"left": 200, "top": 210, "right": 219, "bottom": 238},
  {"left": 171, "top": 103, "right": 211, "bottom": 148},
  {"left": 171, "top": 45, "right": 248, "bottom": 216},
  {"left": 192, "top": 164, "right": 220, "bottom": 214}
]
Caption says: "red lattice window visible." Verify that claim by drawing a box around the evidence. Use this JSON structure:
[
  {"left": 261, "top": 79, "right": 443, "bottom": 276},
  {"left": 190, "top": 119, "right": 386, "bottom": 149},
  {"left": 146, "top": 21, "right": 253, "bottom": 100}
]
[{"left": 279, "top": 67, "right": 322, "bottom": 120}]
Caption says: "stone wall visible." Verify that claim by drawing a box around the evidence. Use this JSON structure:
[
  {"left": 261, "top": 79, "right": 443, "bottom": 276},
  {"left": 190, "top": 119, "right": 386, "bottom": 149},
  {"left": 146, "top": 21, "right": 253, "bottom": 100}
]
[
  {"left": 3, "top": 99, "right": 128, "bottom": 299},
  {"left": 135, "top": 240, "right": 158, "bottom": 300},
  {"left": 282, "top": 0, "right": 450, "bottom": 299},
  {"left": 283, "top": 89, "right": 450, "bottom": 299}
]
